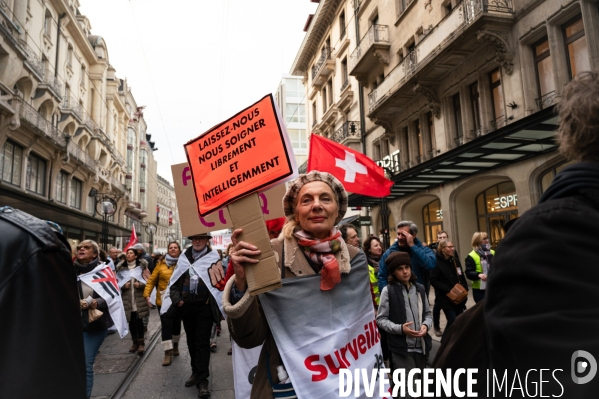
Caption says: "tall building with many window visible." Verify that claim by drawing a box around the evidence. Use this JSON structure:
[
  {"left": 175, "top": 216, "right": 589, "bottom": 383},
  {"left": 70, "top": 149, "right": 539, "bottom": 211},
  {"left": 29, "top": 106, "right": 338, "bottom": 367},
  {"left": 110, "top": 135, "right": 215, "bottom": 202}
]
[
  {"left": 155, "top": 174, "right": 181, "bottom": 253},
  {"left": 0, "top": 0, "right": 158, "bottom": 251},
  {"left": 275, "top": 74, "right": 309, "bottom": 168},
  {"left": 292, "top": 0, "right": 598, "bottom": 255}
]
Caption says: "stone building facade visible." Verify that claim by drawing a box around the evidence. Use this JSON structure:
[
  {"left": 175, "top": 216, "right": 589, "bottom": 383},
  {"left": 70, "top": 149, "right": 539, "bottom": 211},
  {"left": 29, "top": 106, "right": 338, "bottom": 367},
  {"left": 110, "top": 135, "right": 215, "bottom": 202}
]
[
  {"left": 0, "top": 0, "right": 158, "bottom": 251},
  {"left": 155, "top": 174, "right": 181, "bottom": 253},
  {"left": 291, "top": 0, "right": 598, "bottom": 256}
]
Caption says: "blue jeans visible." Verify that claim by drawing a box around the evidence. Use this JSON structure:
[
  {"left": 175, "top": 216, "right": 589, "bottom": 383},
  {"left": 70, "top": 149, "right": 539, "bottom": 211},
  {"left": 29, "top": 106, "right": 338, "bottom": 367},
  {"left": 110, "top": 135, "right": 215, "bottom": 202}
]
[{"left": 83, "top": 329, "right": 108, "bottom": 398}]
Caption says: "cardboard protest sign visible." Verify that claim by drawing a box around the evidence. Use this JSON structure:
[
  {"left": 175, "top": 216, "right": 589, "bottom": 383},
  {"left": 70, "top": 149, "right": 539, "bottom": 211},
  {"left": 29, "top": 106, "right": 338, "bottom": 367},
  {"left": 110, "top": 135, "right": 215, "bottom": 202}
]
[
  {"left": 171, "top": 163, "right": 286, "bottom": 237},
  {"left": 184, "top": 94, "right": 295, "bottom": 216}
]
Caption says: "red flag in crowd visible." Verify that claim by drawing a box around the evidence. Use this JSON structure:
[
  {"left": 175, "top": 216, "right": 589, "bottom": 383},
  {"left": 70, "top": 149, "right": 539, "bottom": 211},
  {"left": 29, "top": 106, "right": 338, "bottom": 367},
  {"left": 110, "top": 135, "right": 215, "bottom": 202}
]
[
  {"left": 307, "top": 134, "right": 393, "bottom": 197},
  {"left": 123, "top": 224, "right": 138, "bottom": 251}
]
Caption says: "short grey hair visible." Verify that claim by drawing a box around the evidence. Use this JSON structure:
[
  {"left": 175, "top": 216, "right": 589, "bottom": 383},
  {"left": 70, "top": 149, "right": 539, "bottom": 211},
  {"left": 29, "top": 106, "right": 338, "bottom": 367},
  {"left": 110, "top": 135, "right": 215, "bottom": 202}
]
[{"left": 397, "top": 220, "right": 418, "bottom": 235}]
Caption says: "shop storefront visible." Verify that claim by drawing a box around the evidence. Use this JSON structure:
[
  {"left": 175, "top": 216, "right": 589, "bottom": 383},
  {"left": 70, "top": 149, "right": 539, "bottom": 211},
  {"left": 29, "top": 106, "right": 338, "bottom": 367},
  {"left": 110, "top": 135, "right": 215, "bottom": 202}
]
[
  {"left": 476, "top": 182, "right": 519, "bottom": 248},
  {"left": 422, "top": 199, "right": 444, "bottom": 245}
]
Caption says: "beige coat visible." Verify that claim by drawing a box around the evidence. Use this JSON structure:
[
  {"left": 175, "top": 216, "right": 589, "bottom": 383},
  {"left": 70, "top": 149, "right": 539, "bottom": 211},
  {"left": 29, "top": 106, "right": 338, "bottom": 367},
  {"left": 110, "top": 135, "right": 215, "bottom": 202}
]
[
  {"left": 223, "top": 236, "right": 358, "bottom": 399},
  {"left": 117, "top": 258, "right": 150, "bottom": 321}
]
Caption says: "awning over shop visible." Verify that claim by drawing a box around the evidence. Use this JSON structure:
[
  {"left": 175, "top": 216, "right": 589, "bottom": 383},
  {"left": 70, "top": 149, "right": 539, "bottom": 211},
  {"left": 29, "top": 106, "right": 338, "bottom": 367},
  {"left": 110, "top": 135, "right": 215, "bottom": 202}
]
[
  {"left": 0, "top": 185, "right": 132, "bottom": 237},
  {"left": 348, "top": 106, "right": 560, "bottom": 207},
  {"left": 337, "top": 214, "right": 360, "bottom": 226}
]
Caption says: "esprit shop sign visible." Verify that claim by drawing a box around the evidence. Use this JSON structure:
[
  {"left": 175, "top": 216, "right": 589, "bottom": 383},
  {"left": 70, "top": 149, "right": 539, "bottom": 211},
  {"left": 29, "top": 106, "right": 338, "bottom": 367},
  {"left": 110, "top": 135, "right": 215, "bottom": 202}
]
[{"left": 494, "top": 194, "right": 517, "bottom": 209}]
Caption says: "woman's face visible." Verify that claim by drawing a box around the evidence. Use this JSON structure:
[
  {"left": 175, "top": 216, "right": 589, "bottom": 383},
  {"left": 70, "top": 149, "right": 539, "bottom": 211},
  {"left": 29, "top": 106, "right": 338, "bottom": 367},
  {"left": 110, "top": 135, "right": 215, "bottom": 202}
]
[
  {"left": 126, "top": 249, "right": 137, "bottom": 262},
  {"left": 76, "top": 241, "right": 96, "bottom": 264},
  {"left": 369, "top": 239, "right": 383, "bottom": 256},
  {"left": 442, "top": 241, "right": 455, "bottom": 258},
  {"left": 168, "top": 243, "right": 181, "bottom": 257},
  {"left": 480, "top": 235, "right": 490, "bottom": 248},
  {"left": 295, "top": 181, "right": 338, "bottom": 239}
]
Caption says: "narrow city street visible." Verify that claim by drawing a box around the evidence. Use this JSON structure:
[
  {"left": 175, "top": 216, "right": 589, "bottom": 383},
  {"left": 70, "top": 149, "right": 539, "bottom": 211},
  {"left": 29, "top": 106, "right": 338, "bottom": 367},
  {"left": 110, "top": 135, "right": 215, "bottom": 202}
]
[
  {"left": 89, "top": 291, "right": 475, "bottom": 399},
  {"left": 91, "top": 308, "right": 234, "bottom": 399}
]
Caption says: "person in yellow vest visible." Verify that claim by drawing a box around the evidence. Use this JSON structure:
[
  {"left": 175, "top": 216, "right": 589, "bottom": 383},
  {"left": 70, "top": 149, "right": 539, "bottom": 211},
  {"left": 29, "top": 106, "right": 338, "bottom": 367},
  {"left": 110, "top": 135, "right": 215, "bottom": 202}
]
[
  {"left": 363, "top": 235, "right": 382, "bottom": 306},
  {"left": 465, "top": 232, "right": 495, "bottom": 303},
  {"left": 144, "top": 241, "right": 183, "bottom": 366}
]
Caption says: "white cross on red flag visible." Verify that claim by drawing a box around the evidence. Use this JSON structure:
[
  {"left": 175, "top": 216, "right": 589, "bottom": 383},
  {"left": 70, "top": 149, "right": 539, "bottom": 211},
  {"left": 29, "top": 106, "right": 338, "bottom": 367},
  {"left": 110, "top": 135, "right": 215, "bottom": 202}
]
[{"left": 307, "top": 134, "right": 393, "bottom": 197}]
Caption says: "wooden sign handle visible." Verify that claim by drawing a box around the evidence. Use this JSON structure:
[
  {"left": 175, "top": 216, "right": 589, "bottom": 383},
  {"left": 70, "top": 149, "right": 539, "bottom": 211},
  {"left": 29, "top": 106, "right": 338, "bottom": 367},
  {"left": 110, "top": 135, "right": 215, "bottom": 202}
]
[{"left": 227, "top": 193, "right": 282, "bottom": 295}]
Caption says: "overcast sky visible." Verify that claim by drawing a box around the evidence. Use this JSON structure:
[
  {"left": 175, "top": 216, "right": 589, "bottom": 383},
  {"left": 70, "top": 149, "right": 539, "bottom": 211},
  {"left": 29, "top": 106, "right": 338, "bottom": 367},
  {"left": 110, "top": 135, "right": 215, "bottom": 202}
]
[{"left": 79, "top": 0, "right": 317, "bottom": 183}]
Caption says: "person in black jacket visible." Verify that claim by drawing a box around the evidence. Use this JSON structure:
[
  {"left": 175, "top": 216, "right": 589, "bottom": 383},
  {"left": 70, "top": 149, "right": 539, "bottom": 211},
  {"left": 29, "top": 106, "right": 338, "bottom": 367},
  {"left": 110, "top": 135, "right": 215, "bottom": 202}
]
[
  {"left": 430, "top": 240, "right": 468, "bottom": 333},
  {"left": 170, "top": 233, "right": 220, "bottom": 398},
  {"left": 75, "top": 239, "right": 115, "bottom": 398},
  {"left": 0, "top": 208, "right": 87, "bottom": 399},
  {"left": 485, "top": 70, "right": 599, "bottom": 397}
]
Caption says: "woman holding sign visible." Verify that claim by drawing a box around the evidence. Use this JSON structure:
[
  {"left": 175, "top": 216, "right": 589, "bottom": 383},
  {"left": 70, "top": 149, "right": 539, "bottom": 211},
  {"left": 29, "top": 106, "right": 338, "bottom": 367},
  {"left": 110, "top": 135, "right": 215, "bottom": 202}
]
[
  {"left": 223, "top": 171, "right": 372, "bottom": 399},
  {"left": 117, "top": 249, "right": 149, "bottom": 355}
]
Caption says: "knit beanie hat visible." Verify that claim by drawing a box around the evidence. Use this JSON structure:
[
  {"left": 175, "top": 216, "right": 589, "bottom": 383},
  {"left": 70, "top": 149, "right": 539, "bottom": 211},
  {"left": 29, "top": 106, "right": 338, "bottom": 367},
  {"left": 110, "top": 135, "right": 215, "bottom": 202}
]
[
  {"left": 386, "top": 251, "right": 412, "bottom": 267},
  {"left": 282, "top": 171, "right": 348, "bottom": 224}
]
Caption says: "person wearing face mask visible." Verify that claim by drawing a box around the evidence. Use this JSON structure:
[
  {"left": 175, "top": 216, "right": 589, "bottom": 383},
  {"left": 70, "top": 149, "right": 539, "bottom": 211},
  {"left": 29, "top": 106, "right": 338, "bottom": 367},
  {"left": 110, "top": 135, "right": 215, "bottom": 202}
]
[
  {"left": 430, "top": 240, "right": 468, "bottom": 333},
  {"left": 465, "top": 232, "right": 494, "bottom": 303}
]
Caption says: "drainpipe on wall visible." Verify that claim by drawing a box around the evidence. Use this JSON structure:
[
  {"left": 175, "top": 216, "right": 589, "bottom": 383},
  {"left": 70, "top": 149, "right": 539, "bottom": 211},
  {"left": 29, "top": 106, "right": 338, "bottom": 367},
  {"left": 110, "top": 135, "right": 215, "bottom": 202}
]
[
  {"left": 55, "top": 13, "right": 66, "bottom": 77},
  {"left": 354, "top": 4, "right": 367, "bottom": 155}
]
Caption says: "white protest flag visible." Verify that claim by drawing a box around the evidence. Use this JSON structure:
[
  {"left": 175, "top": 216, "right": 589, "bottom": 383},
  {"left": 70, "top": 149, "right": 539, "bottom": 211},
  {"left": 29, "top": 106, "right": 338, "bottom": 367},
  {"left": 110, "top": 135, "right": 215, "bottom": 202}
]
[
  {"left": 78, "top": 264, "right": 129, "bottom": 338},
  {"left": 116, "top": 268, "right": 130, "bottom": 288},
  {"left": 259, "top": 253, "right": 392, "bottom": 399},
  {"left": 160, "top": 249, "right": 221, "bottom": 315},
  {"left": 232, "top": 341, "right": 263, "bottom": 399}
]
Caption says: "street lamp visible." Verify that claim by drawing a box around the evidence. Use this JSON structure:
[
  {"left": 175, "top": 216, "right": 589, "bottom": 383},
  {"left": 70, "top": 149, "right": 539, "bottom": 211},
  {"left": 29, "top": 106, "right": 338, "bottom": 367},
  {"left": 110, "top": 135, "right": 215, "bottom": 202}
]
[
  {"left": 96, "top": 196, "right": 118, "bottom": 251},
  {"left": 145, "top": 222, "right": 157, "bottom": 254},
  {"left": 166, "top": 232, "right": 175, "bottom": 244}
]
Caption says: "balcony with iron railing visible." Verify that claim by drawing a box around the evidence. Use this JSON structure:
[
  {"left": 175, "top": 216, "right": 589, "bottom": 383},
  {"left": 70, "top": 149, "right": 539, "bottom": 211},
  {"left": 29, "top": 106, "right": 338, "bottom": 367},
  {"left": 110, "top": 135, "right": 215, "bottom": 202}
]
[
  {"left": 349, "top": 24, "right": 390, "bottom": 77},
  {"left": 110, "top": 176, "right": 127, "bottom": 193},
  {"left": 19, "top": 101, "right": 65, "bottom": 146},
  {"left": 39, "top": 73, "right": 63, "bottom": 99},
  {"left": 61, "top": 96, "right": 83, "bottom": 122},
  {"left": 19, "top": 40, "right": 45, "bottom": 80},
  {"left": 0, "top": 2, "right": 24, "bottom": 51},
  {"left": 67, "top": 140, "right": 96, "bottom": 171},
  {"left": 82, "top": 111, "right": 100, "bottom": 135},
  {"left": 19, "top": 100, "right": 102, "bottom": 173},
  {"left": 330, "top": 121, "right": 361, "bottom": 145},
  {"left": 535, "top": 91, "right": 556, "bottom": 111},
  {"left": 311, "top": 46, "right": 335, "bottom": 87},
  {"left": 367, "top": 0, "right": 514, "bottom": 114}
]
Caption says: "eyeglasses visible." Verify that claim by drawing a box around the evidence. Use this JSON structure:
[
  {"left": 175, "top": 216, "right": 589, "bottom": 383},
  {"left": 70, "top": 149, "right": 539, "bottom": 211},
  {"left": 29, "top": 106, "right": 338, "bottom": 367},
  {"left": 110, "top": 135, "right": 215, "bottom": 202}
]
[
  {"left": 446, "top": 246, "right": 455, "bottom": 248},
  {"left": 76, "top": 245, "right": 92, "bottom": 251},
  {"left": 191, "top": 237, "right": 208, "bottom": 241}
]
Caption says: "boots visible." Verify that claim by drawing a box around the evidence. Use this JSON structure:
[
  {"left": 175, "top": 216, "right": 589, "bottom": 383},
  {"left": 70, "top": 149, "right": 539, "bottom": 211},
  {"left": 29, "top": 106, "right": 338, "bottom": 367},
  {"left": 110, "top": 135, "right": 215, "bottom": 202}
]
[
  {"left": 137, "top": 338, "right": 145, "bottom": 356},
  {"left": 172, "top": 335, "right": 180, "bottom": 356},
  {"left": 162, "top": 350, "right": 173, "bottom": 366},
  {"left": 198, "top": 379, "right": 210, "bottom": 398},
  {"left": 162, "top": 340, "right": 173, "bottom": 366},
  {"left": 185, "top": 372, "right": 198, "bottom": 387},
  {"left": 129, "top": 341, "right": 139, "bottom": 353}
]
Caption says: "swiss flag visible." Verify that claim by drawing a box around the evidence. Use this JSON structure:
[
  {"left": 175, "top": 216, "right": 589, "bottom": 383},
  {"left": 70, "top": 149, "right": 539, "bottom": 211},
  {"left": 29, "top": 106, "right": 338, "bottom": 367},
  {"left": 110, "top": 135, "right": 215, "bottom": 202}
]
[
  {"left": 123, "top": 224, "right": 138, "bottom": 251},
  {"left": 308, "top": 134, "right": 393, "bottom": 197}
]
